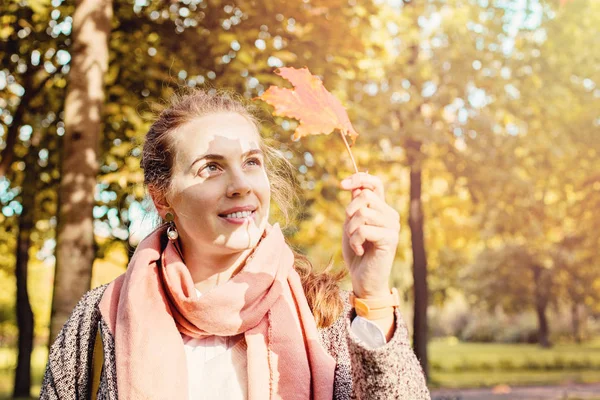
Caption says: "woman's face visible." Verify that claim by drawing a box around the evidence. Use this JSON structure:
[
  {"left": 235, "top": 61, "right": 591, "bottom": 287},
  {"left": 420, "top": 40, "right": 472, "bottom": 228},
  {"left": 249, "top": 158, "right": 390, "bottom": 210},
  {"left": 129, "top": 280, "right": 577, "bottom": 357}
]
[{"left": 159, "top": 112, "right": 270, "bottom": 253}]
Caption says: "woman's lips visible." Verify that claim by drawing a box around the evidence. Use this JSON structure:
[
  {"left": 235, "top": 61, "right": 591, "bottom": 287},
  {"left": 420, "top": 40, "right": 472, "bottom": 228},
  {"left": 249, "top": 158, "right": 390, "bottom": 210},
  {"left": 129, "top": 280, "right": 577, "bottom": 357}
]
[{"left": 218, "top": 210, "right": 257, "bottom": 225}]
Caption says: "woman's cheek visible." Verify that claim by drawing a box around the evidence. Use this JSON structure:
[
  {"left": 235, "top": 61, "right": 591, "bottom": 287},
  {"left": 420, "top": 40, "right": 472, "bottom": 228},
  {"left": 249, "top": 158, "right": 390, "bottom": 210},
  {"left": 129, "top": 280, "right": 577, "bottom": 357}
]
[
  {"left": 258, "top": 174, "right": 271, "bottom": 202},
  {"left": 253, "top": 172, "right": 270, "bottom": 219},
  {"left": 177, "top": 186, "right": 216, "bottom": 216}
]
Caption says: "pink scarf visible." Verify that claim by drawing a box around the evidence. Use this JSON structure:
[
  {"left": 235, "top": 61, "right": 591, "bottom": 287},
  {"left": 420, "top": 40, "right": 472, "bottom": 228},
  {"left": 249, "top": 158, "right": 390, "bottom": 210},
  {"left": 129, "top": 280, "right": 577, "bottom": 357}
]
[{"left": 98, "top": 223, "right": 335, "bottom": 399}]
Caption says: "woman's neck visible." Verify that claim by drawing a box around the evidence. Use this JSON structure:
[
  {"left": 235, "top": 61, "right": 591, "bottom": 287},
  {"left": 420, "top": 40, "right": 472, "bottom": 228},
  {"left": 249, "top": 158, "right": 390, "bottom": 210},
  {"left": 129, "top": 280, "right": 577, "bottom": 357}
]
[{"left": 176, "top": 238, "right": 253, "bottom": 294}]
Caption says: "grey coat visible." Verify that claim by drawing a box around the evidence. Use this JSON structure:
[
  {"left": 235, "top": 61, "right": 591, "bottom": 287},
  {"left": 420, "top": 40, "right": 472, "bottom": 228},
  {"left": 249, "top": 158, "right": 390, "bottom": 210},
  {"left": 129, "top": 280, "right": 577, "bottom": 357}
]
[{"left": 40, "top": 284, "right": 430, "bottom": 399}]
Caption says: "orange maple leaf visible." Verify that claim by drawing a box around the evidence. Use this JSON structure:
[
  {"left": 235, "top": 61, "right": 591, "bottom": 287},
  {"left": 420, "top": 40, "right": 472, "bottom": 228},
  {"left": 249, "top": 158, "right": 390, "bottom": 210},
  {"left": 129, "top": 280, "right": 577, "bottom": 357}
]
[{"left": 258, "top": 67, "right": 359, "bottom": 171}]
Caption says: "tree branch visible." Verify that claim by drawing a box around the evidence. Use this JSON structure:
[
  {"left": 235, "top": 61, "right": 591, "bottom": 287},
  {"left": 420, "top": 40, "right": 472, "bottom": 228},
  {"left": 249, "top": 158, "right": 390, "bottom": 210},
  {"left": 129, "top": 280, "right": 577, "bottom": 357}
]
[{"left": 0, "top": 69, "right": 54, "bottom": 178}]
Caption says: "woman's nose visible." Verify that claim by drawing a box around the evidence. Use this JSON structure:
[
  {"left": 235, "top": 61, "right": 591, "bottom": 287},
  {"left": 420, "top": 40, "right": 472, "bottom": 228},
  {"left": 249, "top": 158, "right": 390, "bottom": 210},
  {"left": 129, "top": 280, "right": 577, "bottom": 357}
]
[{"left": 226, "top": 170, "right": 252, "bottom": 197}]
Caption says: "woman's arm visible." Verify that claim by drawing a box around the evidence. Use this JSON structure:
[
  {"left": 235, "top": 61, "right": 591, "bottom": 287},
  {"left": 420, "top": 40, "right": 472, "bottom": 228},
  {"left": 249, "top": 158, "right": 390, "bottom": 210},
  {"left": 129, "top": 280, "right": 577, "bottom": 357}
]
[
  {"left": 337, "top": 173, "right": 430, "bottom": 398},
  {"left": 346, "top": 307, "right": 431, "bottom": 400},
  {"left": 40, "top": 285, "right": 107, "bottom": 399},
  {"left": 339, "top": 172, "right": 401, "bottom": 340},
  {"left": 319, "top": 291, "right": 430, "bottom": 400}
]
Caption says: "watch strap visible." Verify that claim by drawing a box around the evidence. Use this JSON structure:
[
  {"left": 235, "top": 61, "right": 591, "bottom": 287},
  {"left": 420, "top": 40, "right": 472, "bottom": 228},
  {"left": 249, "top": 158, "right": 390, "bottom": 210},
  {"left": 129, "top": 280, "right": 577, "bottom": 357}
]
[{"left": 350, "top": 288, "right": 400, "bottom": 320}]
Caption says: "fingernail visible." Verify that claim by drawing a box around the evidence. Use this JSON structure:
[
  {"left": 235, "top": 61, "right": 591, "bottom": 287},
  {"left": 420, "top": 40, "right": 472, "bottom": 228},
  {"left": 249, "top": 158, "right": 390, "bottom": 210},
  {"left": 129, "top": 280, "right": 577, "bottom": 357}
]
[{"left": 341, "top": 178, "right": 351, "bottom": 188}]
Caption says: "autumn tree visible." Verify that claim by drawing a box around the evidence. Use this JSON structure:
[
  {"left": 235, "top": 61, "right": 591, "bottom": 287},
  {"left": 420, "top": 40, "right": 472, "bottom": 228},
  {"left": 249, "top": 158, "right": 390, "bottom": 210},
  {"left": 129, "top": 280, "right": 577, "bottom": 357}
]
[
  {"left": 0, "top": 0, "right": 72, "bottom": 395},
  {"left": 49, "top": 0, "right": 113, "bottom": 342},
  {"left": 460, "top": 0, "right": 600, "bottom": 346},
  {"left": 327, "top": 0, "right": 521, "bottom": 375}
]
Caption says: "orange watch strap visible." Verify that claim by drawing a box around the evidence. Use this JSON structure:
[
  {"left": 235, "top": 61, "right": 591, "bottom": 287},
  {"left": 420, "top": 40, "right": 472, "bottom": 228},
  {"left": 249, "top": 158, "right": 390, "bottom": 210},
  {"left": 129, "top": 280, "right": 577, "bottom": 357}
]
[{"left": 350, "top": 288, "right": 400, "bottom": 320}]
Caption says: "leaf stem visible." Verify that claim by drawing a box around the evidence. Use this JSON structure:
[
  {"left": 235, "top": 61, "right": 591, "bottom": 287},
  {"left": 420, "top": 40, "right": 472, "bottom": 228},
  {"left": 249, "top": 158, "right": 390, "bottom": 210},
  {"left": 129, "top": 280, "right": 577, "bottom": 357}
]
[{"left": 339, "top": 129, "right": 359, "bottom": 173}]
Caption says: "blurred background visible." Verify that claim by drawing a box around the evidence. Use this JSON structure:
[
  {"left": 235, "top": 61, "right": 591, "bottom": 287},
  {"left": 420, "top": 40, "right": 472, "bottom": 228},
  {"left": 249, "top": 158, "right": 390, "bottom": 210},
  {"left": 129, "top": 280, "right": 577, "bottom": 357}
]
[{"left": 0, "top": 0, "right": 599, "bottom": 398}]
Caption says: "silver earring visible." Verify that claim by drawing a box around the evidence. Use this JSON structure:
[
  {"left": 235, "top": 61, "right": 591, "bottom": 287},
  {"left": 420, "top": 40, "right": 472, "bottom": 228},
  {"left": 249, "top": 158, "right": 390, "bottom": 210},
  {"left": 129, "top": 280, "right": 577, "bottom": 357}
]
[{"left": 165, "top": 212, "right": 179, "bottom": 241}]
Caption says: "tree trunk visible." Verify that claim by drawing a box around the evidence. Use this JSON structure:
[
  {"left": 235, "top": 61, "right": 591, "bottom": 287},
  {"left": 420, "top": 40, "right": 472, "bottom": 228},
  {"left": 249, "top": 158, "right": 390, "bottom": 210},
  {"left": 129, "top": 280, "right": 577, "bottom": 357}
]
[
  {"left": 580, "top": 305, "right": 588, "bottom": 341},
  {"left": 532, "top": 265, "right": 551, "bottom": 348},
  {"left": 535, "top": 301, "right": 550, "bottom": 348},
  {"left": 49, "top": 0, "right": 113, "bottom": 343},
  {"left": 13, "top": 158, "right": 36, "bottom": 398},
  {"left": 407, "top": 139, "right": 429, "bottom": 380},
  {"left": 571, "top": 302, "right": 581, "bottom": 344}
]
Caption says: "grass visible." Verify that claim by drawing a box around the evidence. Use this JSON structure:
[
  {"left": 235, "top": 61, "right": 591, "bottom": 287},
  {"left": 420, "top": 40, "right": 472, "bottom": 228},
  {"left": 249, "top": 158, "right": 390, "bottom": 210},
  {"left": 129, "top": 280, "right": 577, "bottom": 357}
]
[
  {"left": 1, "top": 339, "right": 600, "bottom": 396},
  {"left": 429, "top": 337, "right": 600, "bottom": 389},
  {"left": 430, "top": 370, "right": 600, "bottom": 389}
]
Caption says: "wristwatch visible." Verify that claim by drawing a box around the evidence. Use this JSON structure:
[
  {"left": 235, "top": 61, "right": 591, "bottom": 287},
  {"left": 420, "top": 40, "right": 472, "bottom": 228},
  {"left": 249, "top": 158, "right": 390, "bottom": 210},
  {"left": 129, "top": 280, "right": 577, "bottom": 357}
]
[{"left": 349, "top": 288, "right": 400, "bottom": 320}]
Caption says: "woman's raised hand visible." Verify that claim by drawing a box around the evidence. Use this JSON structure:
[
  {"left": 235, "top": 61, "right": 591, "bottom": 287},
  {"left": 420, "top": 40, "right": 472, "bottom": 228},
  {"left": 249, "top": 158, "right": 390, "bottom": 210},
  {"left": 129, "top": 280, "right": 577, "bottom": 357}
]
[{"left": 340, "top": 172, "right": 401, "bottom": 299}]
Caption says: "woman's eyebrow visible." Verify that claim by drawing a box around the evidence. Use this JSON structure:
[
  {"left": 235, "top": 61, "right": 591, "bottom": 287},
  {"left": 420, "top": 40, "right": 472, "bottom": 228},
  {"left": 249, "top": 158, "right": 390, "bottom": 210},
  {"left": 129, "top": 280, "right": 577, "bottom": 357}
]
[
  {"left": 189, "top": 149, "right": 264, "bottom": 169},
  {"left": 244, "top": 149, "right": 264, "bottom": 157},
  {"left": 189, "top": 154, "right": 223, "bottom": 172}
]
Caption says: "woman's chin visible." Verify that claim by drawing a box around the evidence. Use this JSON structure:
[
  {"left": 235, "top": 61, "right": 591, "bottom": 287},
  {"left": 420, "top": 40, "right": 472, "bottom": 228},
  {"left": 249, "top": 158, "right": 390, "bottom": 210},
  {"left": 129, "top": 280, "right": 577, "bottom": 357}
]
[
  {"left": 220, "top": 228, "right": 262, "bottom": 250},
  {"left": 211, "top": 215, "right": 267, "bottom": 250}
]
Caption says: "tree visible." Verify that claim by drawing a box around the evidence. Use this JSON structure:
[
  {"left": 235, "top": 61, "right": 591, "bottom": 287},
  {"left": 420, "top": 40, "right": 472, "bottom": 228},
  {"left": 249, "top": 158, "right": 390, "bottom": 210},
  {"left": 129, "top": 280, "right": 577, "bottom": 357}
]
[
  {"left": 457, "top": 0, "right": 600, "bottom": 346},
  {"left": 334, "top": 0, "right": 518, "bottom": 375},
  {"left": 49, "top": 0, "right": 113, "bottom": 343},
  {"left": 1, "top": 0, "right": 70, "bottom": 394},
  {"left": 464, "top": 244, "right": 554, "bottom": 347},
  {"left": 12, "top": 130, "right": 42, "bottom": 397}
]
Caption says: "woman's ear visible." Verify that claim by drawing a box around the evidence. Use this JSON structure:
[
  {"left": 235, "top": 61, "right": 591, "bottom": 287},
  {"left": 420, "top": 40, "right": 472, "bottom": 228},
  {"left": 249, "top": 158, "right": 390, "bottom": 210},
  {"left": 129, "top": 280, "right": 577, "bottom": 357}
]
[{"left": 148, "top": 185, "right": 171, "bottom": 219}]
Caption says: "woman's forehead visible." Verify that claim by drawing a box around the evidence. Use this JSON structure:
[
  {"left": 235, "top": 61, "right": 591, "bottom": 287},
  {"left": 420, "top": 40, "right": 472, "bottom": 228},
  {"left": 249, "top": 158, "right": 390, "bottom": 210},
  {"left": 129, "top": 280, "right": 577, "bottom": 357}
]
[{"left": 172, "top": 112, "right": 261, "bottom": 158}]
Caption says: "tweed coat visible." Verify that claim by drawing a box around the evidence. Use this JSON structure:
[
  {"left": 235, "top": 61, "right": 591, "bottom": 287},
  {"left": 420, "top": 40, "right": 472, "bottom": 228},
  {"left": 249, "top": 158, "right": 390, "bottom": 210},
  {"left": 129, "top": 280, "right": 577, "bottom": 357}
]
[{"left": 40, "top": 284, "right": 430, "bottom": 400}]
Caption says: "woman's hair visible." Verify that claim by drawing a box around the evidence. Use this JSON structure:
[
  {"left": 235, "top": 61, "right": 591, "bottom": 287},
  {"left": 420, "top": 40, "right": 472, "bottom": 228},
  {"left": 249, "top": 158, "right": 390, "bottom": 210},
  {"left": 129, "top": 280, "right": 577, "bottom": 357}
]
[{"left": 140, "top": 89, "right": 345, "bottom": 328}]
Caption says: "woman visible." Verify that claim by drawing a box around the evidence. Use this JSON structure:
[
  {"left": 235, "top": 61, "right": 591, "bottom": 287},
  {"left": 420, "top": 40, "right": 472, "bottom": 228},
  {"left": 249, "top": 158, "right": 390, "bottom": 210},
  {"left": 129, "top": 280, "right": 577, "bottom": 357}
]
[{"left": 40, "top": 90, "right": 430, "bottom": 399}]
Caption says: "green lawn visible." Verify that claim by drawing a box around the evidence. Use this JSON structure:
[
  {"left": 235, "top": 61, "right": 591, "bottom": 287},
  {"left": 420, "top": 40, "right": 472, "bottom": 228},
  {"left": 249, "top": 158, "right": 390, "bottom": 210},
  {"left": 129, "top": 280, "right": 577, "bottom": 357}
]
[
  {"left": 1, "top": 339, "right": 600, "bottom": 397},
  {"left": 429, "top": 337, "right": 600, "bottom": 388}
]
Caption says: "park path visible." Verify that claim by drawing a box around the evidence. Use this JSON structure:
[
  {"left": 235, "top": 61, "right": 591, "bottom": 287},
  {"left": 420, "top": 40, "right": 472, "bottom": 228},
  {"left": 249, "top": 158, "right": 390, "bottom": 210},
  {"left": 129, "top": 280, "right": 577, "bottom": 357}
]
[{"left": 432, "top": 383, "right": 600, "bottom": 400}]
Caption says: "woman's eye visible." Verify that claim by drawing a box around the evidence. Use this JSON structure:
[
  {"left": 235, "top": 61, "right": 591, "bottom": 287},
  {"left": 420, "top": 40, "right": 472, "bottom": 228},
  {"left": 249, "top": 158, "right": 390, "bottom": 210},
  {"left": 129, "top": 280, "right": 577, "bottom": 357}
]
[
  {"left": 199, "top": 163, "right": 220, "bottom": 175},
  {"left": 246, "top": 157, "right": 262, "bottom": 167}
]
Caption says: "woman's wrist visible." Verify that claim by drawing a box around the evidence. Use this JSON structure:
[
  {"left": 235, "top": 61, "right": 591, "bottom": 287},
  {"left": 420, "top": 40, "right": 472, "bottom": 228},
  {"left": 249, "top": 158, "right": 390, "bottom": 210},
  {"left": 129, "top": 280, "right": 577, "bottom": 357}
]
[
  {"left": 350, "top": 287, "right": 399, "bottom": 317},
  {"left": 357, "top": 309, "right": 396, "bottom": 342},
  {"left": 351, "top": 281, "right": 391, "bottom": 299},
  {"left": 350, "top": 280, "right": 398, "bottom": 342}
]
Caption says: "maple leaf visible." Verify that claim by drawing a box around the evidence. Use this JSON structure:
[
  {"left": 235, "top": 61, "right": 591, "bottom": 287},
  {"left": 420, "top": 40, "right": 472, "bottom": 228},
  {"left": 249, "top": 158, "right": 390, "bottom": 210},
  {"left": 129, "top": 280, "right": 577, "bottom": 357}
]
[{"left": 257, "top": 67, "right": 359, "bottom": 172}]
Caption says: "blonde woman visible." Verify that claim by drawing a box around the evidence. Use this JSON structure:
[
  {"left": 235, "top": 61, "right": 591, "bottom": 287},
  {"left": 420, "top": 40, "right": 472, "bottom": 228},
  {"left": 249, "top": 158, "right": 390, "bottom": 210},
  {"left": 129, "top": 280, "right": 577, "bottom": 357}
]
[{"left": 41, "top": 90, "right": 430, "bottom": 399}]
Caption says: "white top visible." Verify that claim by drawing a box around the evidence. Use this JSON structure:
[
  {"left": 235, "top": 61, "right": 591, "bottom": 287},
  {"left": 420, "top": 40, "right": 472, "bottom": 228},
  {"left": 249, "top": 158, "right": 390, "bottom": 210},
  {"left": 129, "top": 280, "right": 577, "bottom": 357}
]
[{"left": 182, "top": 289, "right": 386, "bottom": 400}]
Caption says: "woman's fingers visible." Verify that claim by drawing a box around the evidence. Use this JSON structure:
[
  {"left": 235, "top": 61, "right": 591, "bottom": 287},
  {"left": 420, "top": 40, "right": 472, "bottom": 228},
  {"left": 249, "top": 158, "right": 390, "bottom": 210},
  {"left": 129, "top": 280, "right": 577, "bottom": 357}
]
[
  {"left": 341, "top": 173, "right": 401, "bottom": 257},
  {"left": 347, "top": 225, "right": 393, "bottom": 256},
  {"left": 345, "top": 206, "right": 388, "bottom": 237},
  {"left": 340, "top": 172, "right": 385, "bottom": 199},
  {"left": 345, "top": 199, "right": 401, "bottom": 256},
  {"left": 345, "top": 189, "right": 387, "bottom": 218}
]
